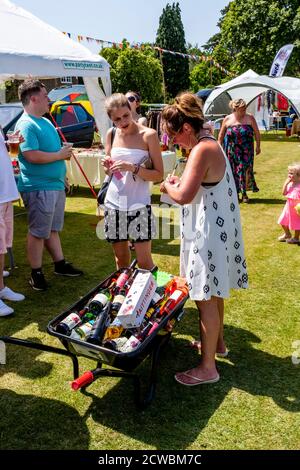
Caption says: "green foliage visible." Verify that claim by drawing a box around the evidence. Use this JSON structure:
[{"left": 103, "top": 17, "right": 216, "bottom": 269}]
[
  {"left": 100, "top": 46, "right": 163, "bottom": 102},
  {"left": 156, "top": 2, "right": 190, "bottom": 98},
  {"left": 4, "top": 80, "right": 22, "bottom": 102},
  {"left": 189, "top": 61, "right": 224, "bottom": 92},
  {"left": 212, "top": 0, "right": 300, "bottom": 75}
]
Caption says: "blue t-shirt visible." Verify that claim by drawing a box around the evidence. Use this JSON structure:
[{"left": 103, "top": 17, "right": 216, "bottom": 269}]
[{"left": 16, "top": 113, "right": 66, "bottom": 192}]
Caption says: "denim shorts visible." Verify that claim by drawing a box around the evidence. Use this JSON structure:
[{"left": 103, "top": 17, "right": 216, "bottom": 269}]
[
  {"left": 104, "top": 205, "right": 156, "bottom": 243},
  {"left": 21, "top": 190, "right": 66, "bottom": 239}
]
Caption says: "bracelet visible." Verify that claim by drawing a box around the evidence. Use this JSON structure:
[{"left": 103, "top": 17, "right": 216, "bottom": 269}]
[{"left": 133, "top": 164, "right": 140, "bottom": 175}]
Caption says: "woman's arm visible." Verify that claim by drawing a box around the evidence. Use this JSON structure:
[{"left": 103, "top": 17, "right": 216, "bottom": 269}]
[
  {"left": 108, "top": 128, "right": 163, "bottom": 182},
  {"left": 218, "top": 116, "right": 229, "bottom": 145},
  {"left": 250, "top": 115, "right": 261, "bottom": 155},
  {"left": 161, "top": 142, "right": 212, "bottom": 205},
  {"left": 136, "top": 129, "right": 164, "bottom": 182},
  {"left": 102, "top": 128, "right": 114, "bottom": 176},
  {"left": 105, "top": 128, "right": 113, "bottom": 157}
]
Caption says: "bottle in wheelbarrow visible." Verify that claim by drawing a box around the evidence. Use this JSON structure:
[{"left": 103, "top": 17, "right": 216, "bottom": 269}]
[
  {"left": 85, "top": 301, "right": 112, "bottom": 345},
  {"left": 55, "top": 312, "right": 82, "bottom": 335},
  {"left": 111, "top": 259, "right": 137, "bottom": 295},
  {"left": 147, "top": 282, "right": 189, "bottom": 336},
  {"left": 87, "top": 291, "right": 110, "bottom": 316}
]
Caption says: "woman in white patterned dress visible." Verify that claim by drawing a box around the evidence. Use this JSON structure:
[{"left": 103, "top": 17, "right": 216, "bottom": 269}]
[{"left": 160, "top": 93, "right": 248, "bottom": 386}]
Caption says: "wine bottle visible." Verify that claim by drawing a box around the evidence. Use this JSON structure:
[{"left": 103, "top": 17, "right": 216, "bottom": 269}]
[
  {"left": 112, "top": 259, "right": 137, "bottom": 295},
  {"left": 103, "top": 317, "right": 124, "bottom": 341},
  {"left": 110, "top": 290, "right": 126, "bottom": 316},
  {"left": 56, "top": 312, "right": 82, "bottom": 335},
  {"left": 119, "top": 321, "right": 153, "bottom": 353},
  {"left": 88, "top": 292, "right": 109, "bottom": 317},
  {"left": 70, "top": 320, "right": 95, "bottom": 340},
  {"left": 159, "top": 284, "right": 189, "bottom": 316},
  {"left": 85, "top": 301, "right": 112, "bottom": 345}
]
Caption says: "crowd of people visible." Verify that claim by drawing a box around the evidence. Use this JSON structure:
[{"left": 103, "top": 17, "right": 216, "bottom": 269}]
[{"left": 1, "top": 80, "right": 300, "bottom": 387}]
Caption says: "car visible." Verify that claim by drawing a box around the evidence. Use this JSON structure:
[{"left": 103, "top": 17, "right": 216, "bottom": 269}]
[{"left": 0, "top": 101, "right": 95, "bottom": 148}]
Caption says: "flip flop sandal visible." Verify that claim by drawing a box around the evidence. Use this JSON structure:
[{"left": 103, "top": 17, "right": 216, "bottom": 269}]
[{"left": 175, "top": 371, "right": 220, "bottom": 386}]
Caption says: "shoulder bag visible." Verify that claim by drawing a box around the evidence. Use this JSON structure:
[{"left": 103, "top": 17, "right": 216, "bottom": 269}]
[{"left": 97, "top": 127, "right": 116, "bottom": 205}]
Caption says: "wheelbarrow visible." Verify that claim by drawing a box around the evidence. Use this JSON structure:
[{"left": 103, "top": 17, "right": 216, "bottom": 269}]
[{"left": 0, "top": 268, "right": 188, "bottom": 409}]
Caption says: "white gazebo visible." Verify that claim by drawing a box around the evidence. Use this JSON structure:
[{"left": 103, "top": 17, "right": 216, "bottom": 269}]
[
  {"left": 204, "top": 69, "right": 300, "bottom": 127},
  {"left": 0, "top": 0, "right": 112, "bottom": 140}
]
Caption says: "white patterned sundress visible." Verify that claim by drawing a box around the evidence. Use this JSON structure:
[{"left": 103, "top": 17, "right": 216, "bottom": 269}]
[{"left": 180, "top": 138, "right": 248, "bottom": 301}]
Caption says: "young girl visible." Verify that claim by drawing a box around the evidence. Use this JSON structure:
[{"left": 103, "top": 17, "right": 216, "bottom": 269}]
[{"left": 278, "top": 163, "right": 300, "bottom": 244}]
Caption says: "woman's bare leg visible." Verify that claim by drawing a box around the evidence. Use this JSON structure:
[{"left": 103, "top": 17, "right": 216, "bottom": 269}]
[
  {"left": 134, "top": 241, "right": 155, "bottom": 270},
  {"left": 176, "top": 297, "right": 220, "bottom": 384},
  {"left": 112, "top": 241, "right": 131, "bottom": 269}
]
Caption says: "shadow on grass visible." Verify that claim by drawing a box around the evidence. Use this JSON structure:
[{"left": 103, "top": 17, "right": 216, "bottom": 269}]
[
  {"left": 0, "top": 337, "right": 53, "bottom": 380},
  {"left": 75, "top": 322, "right": 300, "bottom": 450},
  {"left": 248, "top": 198, "right": 285, "bottom": 205},
  {"left": 67, "top": 186, "right": 100, "bottom": 199},
  {"left": 0, "top": 389, "right": 89, "bottom": 450}
]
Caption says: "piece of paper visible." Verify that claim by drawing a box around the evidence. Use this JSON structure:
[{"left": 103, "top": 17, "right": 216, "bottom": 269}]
[{"left": 160, "top": 193, "right": 178, "bottom": 206}]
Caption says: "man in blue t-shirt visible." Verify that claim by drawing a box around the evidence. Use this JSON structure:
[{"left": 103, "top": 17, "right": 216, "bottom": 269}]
[{"left": 16, "top": 79, "right": 83, "bottom": 291}]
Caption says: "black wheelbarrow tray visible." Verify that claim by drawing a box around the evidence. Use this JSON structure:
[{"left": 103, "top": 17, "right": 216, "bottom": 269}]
[{"left": 0, "top": 269, "right": 188, "bottom": 409}]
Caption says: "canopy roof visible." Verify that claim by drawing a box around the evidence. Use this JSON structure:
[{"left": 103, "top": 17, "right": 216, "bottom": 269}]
[
  {"left": 0, "top": 0, "right": 111, "bottom": 139},
  {"left": 204, "top": 69, "right": 300, "bottom": 118}
]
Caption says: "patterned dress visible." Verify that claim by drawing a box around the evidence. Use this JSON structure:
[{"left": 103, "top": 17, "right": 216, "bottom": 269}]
[
  {"left": 224, "top": 124, "right": 258, "bottom": 195},
  {"left": 180, "top": 140, "right": 248, "bottom": 301}
]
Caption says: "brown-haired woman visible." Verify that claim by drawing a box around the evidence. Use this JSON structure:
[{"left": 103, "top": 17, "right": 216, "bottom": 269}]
[
  {"left": 102, "top": 93, "right": 163, "bottom": 270},
  {"left": 218, "top": 98, "right": 261, "bottom": 203},
  {"left": 125, "top": 91, "right": 147, "bottom": 126},
  {"left": 160, "top": 92, "right": 248, "bottom": 385}
]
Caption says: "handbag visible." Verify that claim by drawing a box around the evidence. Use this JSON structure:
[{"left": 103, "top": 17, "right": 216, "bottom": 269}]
[
  {"left": 97, "top": 174, "right": 112, "bottom": 205},
  {"left": 97, "top": 127, "right": 116, "bottom": 205},
  {"left": 140, "top": 154, "right": 153, "bottom": 169}
]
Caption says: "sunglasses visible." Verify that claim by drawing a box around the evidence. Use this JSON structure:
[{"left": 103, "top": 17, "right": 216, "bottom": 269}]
[{"left": 127, "top": 96, "right": 137, "bottom": 103}]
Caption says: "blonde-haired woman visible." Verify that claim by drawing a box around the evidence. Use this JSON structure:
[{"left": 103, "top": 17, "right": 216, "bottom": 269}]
[
  {"left": 218, "top": 98, "right": 261, "bottom": 203},
  {"left": 102, "top": 93, "right": 163, "bottom": 270},
  {"left": 160, "top": 92, "right": 248, "bottom": 386}
]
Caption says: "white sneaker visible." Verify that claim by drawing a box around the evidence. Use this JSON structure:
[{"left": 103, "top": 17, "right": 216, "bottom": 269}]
[
  {"left": 0, "top": 286, "right": 25, "bottom": 302},
  {"left": 3, "top": 270, "right": 10, "bottom": 278},
  {"left": 0, "top": 299, "right": 14, "bottom": 316}
]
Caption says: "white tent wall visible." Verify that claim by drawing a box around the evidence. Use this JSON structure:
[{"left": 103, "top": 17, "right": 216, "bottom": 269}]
[
  {"left": 0, "top": 0, "right": 112, "bottom": 142},
  {"left": 204, "top": 69, "right": 300, "bottom": 122},
  {"left": 83, "top": 77, "right": 111, "bottom": 142}
]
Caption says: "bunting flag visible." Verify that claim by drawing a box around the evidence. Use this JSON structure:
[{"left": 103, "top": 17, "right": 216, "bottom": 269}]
[{"left": 62, "top": 31, "right": 234, "bottom": 76}]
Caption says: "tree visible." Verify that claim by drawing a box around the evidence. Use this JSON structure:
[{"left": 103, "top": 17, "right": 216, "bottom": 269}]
[
  {"left": 189, "top": 61, "right": 224, "bottom": 92},
  {"left": 101, "top": 46, "right": 163, "bottom": 102},
  {"left": 211, "top": 0, "right": 300, "bottom": 76},
  {"left": 156, "top": 2, "right": 190, "bottom": 99}
]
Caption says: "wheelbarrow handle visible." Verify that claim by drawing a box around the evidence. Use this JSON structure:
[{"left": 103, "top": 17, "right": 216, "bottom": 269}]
[{"left": 71, "top": 370, "right": 94, "bottom": 391}]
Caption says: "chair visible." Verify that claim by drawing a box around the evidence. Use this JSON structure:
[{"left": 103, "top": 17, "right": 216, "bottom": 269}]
[{"left": 262, "top": 118, "right": 276, "bottom": 134}]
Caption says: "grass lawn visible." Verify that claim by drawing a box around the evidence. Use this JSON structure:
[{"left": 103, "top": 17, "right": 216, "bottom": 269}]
[{"left": 0, "top": 137, "right": 300, "bottom": 450}]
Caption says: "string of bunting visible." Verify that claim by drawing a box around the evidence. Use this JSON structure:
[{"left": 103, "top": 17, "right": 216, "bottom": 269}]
[{"left": 62, "top": 32, "right": 234, "bottom": 77}]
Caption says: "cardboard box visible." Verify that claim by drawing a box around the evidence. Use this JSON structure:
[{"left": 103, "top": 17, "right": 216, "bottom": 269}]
[{"left": 116, "top": 271, "right": 157, "bottom": 328}]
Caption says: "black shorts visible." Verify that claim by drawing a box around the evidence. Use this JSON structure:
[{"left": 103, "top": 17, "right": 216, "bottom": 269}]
[{"left": 104, "top": 205, "right": 156, "bottom": 244}]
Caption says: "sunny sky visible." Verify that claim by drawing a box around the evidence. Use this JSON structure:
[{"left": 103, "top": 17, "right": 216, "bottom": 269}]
[{"left": 13, "top": 0, "right": 229, "bottom": 54}]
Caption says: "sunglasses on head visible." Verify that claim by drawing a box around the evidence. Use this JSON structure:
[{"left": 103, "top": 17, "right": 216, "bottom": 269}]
[{"left": 128, "top": 96, "right": 137, "bottom": 103}]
